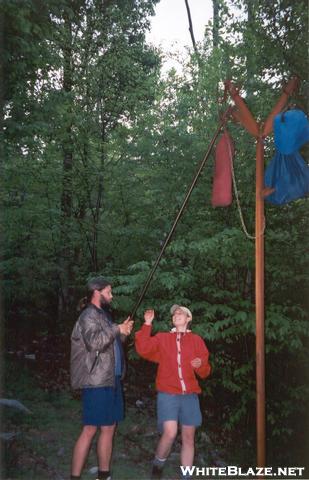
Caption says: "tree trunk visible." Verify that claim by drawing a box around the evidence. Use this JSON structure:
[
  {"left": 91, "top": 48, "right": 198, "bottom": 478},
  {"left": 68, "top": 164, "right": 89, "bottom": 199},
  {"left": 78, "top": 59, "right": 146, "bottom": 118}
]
[
  {"left": 58, "top": 15, "right": 73, "bottom": 325},
  {"left": 245, "top": 0, "right": 255, "bottom": 97},
  {"left": 0, "top": 8, "right": 4, "bottom": 133},
  {"left": 184, "top": 0, "right": 198, "bottom": 56},
  {"left": 213, "top": 0, "right": 220, "bottom": 48},
  {"left": 91, "top": 99, "right": 106, "bottom": 272}
]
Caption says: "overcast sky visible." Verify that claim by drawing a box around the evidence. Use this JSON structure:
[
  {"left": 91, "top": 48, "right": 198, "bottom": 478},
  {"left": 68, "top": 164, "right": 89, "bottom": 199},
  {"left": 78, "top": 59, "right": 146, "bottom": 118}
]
[{"left": 146, "top": 0, "right": 213, "bottom": 54}]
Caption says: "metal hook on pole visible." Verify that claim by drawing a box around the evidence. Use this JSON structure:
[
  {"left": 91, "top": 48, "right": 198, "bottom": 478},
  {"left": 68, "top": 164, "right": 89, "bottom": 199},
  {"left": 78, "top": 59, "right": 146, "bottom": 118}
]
[{"left": 129, "top": 107, "right": 233, "bottom": 320}]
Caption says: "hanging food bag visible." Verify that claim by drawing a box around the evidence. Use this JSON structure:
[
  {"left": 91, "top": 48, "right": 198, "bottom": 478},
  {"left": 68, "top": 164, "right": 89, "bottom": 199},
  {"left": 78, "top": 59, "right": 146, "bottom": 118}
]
[
  {"left": 264, "top": 109, "right": 309, "bottom": 205},
  {"left": 212, "top": 131, "right": 234, "bottom": 207},
  {"left": 274, "top": 109, "right": 309, "bottom": 154},
  {"left": 264, "top": 151, "right": 309, "bottom": 205}
]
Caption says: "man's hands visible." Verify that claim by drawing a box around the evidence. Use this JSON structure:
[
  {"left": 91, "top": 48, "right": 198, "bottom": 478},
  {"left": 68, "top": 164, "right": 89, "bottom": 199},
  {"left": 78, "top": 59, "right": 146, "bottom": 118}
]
[
  {"left": 119, "top": 309, "right": 154, "bottom": 335},
  {"left": 119, "top": 316, "right": 134, "bottom": 336},
  {"left": 144, "top": 309, "right": 155, "bottom": 325}
]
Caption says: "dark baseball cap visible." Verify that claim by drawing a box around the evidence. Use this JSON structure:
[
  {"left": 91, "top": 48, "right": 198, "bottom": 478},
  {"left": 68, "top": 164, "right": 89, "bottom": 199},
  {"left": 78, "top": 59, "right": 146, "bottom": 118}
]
[{"left": 87, "top": 277, "right": 112, "bottom": 292}]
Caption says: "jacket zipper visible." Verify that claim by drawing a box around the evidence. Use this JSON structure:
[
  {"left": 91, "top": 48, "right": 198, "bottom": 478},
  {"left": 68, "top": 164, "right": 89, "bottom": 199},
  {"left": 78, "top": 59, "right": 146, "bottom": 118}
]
[
  {"left": 176, "top": 333, "right": 187, "bottom": 394},
  {"left": 90, "top": 350, "right": 99, "bottom": 373}
]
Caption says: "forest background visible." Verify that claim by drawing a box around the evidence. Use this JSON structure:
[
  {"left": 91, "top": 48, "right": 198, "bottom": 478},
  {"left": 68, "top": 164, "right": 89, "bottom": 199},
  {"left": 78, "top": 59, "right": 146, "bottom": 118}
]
[{"left": 1, "top": 0, "right": 309, "bottom": 478}]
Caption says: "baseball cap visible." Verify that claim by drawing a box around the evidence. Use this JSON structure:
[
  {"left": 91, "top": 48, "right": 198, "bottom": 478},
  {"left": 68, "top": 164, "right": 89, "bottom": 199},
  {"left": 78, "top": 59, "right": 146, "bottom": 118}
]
[
  {"left": 87, "top": 277, "right": 112, "bottom": 292},
  {"left": 170, "top": 304, "right": 192, "bottom": 321}
]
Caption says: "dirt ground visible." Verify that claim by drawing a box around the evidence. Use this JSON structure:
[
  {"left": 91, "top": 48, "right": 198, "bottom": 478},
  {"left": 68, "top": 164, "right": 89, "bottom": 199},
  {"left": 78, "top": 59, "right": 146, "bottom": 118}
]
[{"left": 2, "top": 337, "right": 222, "bottom": 480}]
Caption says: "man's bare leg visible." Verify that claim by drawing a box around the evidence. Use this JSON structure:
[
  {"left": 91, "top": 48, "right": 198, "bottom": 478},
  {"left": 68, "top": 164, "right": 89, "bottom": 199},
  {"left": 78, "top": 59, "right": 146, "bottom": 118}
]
[{"left": 71, "top": 425, "right": 97, "bottom": 476}]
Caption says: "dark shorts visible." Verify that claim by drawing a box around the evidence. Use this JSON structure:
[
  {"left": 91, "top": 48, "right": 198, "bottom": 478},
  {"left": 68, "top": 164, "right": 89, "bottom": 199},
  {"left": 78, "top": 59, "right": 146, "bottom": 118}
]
[
  {"left": 157, "top": 391, "right": 202, "bottom": 431},
  {"left": 82, "top": 376, "right": 124, "bottom": 426}
]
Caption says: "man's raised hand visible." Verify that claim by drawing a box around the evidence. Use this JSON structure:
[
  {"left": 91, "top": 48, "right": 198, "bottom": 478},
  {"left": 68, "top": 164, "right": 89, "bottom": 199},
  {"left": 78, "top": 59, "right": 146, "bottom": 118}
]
[{"left": 119, "top": 317, "right": 134, "bottom": 336}]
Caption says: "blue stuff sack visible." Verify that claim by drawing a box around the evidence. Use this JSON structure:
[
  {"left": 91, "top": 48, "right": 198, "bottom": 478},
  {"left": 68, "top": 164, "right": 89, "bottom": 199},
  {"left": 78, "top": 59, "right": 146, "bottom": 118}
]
[
  {"left": 264, "top": 108, "right": 309, "bottom": 205},
  {"left": 264, "top": 151, "right": 309, "bottom": 205},
  {"left": 274, "top": 109, "right": 309, "bottom": 155}
]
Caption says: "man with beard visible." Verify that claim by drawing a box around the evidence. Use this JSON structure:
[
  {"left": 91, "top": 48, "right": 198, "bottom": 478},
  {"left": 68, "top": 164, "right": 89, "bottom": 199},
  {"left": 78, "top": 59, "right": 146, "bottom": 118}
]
[{"left": 70, "top": 277, "right": 133, "bottom": 480}]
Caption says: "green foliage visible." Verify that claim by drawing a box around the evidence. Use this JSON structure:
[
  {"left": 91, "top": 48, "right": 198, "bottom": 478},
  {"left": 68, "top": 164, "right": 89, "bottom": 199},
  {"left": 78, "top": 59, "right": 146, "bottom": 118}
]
[
  {"left": 2, "top": 0, "right": 160, "bottom": 325},
  {"left": 2, "top": 0, "right": 308, "bottom": 467}
]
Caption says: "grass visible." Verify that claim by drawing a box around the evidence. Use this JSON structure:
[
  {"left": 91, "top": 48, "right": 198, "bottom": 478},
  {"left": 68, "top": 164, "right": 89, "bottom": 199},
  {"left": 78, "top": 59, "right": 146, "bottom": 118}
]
[
  {"left": 2, "top": 360, "right": 79, "bottom": 479},
  {"left": 4, "top": 357, "right": 306, "bottom": 480},
  {"left": 1, "top": 359, "right": 184, "bottom": 480}
]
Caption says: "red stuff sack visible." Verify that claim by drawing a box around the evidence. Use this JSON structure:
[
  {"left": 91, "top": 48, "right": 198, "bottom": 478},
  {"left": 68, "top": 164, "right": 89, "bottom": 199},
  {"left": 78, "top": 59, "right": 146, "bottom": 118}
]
[{"left": 211, "top": 131, "right": 234, "bottom": 207}]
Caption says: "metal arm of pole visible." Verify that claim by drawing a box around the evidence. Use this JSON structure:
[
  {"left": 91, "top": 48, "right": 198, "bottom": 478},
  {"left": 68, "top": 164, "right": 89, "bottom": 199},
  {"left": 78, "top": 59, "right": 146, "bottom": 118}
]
[{"left": 129, "top": 107, "right": 232, "bottom": 320}]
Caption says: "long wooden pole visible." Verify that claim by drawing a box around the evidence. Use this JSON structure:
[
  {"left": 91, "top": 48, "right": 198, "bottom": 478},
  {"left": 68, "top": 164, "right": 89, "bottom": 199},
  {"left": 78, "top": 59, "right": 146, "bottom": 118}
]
[
  {"left": 130, "top": 108, "right": 232, "bottom": 319},
  {"left": 256, "top": 133, "right": 265, "bottom": 467}
]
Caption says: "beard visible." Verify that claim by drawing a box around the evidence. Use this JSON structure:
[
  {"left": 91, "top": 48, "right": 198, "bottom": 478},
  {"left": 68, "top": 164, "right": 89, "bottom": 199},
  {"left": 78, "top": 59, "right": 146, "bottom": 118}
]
[{"left": 100, "top": 293, "right": 110, "bottom": 308}]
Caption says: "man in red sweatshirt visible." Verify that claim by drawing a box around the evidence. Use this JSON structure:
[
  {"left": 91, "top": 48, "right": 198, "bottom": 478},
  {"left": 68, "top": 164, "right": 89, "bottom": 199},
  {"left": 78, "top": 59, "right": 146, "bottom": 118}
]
[{"left": 135, "top": 305, "right": 211, "bottom": 479}]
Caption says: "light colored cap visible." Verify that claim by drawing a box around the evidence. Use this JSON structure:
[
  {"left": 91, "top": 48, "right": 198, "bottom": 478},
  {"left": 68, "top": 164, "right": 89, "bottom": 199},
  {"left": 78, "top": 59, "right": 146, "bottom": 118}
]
[{"left": 170, "top": 304, "right": 192, "bottom": 321}]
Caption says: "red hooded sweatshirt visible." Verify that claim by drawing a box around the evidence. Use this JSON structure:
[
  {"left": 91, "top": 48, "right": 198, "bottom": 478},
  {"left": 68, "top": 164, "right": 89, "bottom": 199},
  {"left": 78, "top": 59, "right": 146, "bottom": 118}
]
[{"left": 135, "top": 324, "right": 211, "bottom": 394}]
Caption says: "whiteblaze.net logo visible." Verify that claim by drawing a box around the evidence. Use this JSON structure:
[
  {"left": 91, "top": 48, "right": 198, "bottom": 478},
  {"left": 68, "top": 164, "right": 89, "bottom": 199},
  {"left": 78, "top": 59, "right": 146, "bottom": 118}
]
[{"left": 180, "top": 466, "right": 306, "bottom": 477}]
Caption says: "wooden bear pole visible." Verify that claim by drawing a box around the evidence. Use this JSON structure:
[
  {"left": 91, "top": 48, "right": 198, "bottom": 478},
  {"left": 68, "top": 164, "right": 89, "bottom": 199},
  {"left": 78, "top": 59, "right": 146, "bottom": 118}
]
[{"left": 224, "top": 76, "right": 300, "bottom": 468}]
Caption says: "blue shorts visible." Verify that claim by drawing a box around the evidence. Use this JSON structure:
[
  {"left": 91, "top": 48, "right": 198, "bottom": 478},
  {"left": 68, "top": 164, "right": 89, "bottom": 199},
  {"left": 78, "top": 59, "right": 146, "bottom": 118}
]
[
  {"left": 82, "top": 376, "right": 124, "bottom": 426},
  {"left": 157, "top": 391, "right": 202, "bottom": 431}
]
